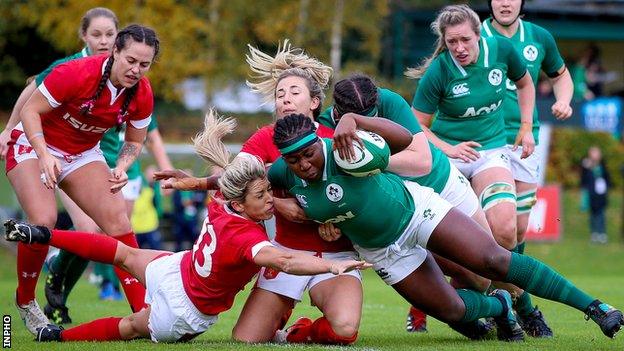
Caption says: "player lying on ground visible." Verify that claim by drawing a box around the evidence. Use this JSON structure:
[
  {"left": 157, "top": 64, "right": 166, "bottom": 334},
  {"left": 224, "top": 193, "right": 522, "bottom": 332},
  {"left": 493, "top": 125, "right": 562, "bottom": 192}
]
[
  {"left": 268, "top": 113, "right": 624, "bottom": 342},
  {"left": 4, "top": 110, "right": 369, "bottom": 343}
]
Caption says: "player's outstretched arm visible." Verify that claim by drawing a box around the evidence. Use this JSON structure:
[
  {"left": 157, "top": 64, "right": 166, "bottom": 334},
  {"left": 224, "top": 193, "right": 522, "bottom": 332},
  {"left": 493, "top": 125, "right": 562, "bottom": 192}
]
[{"left": 253, "top": 245, "right": 371, "bottom": 275}]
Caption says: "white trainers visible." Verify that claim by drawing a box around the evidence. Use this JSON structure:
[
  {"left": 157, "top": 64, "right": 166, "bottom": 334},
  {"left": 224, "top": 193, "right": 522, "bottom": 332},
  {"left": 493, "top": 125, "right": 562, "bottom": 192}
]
[{"left": 16, "top": 298, "right": 50, "bottom": 335}]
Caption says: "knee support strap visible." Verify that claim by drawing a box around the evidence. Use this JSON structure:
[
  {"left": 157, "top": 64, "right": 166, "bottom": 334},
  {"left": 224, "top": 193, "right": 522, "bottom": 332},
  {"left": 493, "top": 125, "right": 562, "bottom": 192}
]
[
  {"left": 479, "top": 182, "right": 516, "bottom": 211},
  {"left": 516, "top": 190, "right": 537, "bottom": 214}
]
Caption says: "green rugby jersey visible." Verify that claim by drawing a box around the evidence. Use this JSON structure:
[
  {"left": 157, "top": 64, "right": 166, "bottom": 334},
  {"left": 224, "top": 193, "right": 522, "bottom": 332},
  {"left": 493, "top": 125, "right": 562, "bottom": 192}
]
[
  {"left": 268, "top": 138, "right": 415, "bottom": 248},
  {"left": 482, "top": 19, "right": 565, "bottom": 144},
  {"left": 35, "top": 47, "right": 90, "bottom": 86},
  {"left": 412, "top": 36, "right": 527, "bottom": 150},
  {"left": 318, "top": 88, "right": 450, "bottom": 193}
]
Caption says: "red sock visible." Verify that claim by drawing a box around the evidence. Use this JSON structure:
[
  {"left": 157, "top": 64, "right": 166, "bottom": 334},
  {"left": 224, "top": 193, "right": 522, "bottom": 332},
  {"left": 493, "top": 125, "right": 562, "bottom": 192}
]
[
  {"left": 287, "top": 316, "right": 357, "bottom": 345},
  {"left": 409, "top": 306, "right": 427, "bottom": 325},
  {"left": 61, "top": 317, "right": 122, "bottom": 341},
  {"left": 113, "top": 233, "right": 147, "bottom": 313},
  {"left": 16, "top": 242, "right": 48, "bottom": 305},
  {"left": 50, "top": 229, "right": 118, "bottom": 263}
]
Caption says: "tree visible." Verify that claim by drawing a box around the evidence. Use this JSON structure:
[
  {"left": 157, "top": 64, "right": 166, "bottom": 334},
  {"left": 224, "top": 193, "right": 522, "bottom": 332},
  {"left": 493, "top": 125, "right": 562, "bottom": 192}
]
[{"left": 3, "top": 0, "right": 389, "bottom": 103}]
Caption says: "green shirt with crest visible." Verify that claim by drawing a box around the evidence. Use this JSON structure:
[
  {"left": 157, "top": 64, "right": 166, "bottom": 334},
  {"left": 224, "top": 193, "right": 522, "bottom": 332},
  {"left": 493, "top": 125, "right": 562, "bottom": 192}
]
[
  {"left": 412, "top": 36, "right": 527, "bottom": 150},
  {"left": 318, "top": 88, "right": 450, "bottom": 193},
  {"left": 481, "top": 19, "right": 565, "bottom": 144},
  {"left": 268, "top": 138, "right": 415, "bottom": 248}
]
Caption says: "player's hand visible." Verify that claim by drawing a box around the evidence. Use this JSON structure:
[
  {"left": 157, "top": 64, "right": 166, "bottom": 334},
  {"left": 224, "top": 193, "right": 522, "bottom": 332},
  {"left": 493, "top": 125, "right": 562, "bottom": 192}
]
[
  {"left": 329, "top": 260, "right": 373, "bottom": 274},
  {"left": 333, "top": 113, "right": 363, "bottom": 161},
  {"left": 444, "top": 141, "right": 481, "bottom": 162},
  {"left": 109, "top": 167, "right": 128, "bottom": 193},
  {"left": 274, "top": 197, "right": 308, "bottom": 223},
  {"left": 512, "top": 122, "right": 535, "bottom": 159},
  {"left": 154, "top": 169, "right": 195, "bottom": 190},
  {"left": 318, "top": 222, "right": 342, "bottom": 241},
  {"left": 153, "top": 169, "right": 191, "bottom": 182},
  {"left": 38, "top": 152, "right": 61, "bottom": 189},
  {"left": 0, "top": 129, "right": 12, "bottom": 160},
  {"left": 551, "top": 101, "right": 573, "bottom": 120}
]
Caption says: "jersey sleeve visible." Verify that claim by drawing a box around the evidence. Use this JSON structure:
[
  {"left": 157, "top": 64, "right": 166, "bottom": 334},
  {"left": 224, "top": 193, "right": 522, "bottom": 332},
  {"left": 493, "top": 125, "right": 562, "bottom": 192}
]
[
  {"left": 127, "top": 78, "right": 154, "bottom": 125},
  {"left": 317, "top": 107, "right": 336, "bottom": 128},
  {"left": 241, "top": 127, "right": 273, "bottom": 162},
  {"left": 147, "top": 115, "right": 159, "bottom": 132},
  {"left": 39, "top": 61, "right": 82, "bottom": 108},
  {"left": 411, "top": 59, "right": 444, "bottom": 114},
  {"left": 35, "top": 53, "right": 83, "bottom": 86},
  {"left": 267, "top": 158, "right": 291, "bottom": 190},
  {"left": 535, "top": 25, "right": 565, "bottom": 76},
  {"left": 379, "top": 89, "right": 422, "bottom": 134},
  {"left": 233, "top": 225, "right": 272, "bottom": 262},
  {"left": 498, "top": 37, "right": 527, "bottom": 82}
]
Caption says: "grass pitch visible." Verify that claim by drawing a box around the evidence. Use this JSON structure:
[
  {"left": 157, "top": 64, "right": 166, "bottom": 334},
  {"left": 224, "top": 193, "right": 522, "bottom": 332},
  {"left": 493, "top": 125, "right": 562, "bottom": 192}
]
[{"left": 1, "top": 190, "right": 623, "bottom": 350}]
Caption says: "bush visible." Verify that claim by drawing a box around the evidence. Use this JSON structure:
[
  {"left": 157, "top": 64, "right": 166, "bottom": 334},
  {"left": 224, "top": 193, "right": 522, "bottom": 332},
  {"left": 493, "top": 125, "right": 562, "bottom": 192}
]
[{"left": 547, "top": 127, "right": 624, "bottom": 188}]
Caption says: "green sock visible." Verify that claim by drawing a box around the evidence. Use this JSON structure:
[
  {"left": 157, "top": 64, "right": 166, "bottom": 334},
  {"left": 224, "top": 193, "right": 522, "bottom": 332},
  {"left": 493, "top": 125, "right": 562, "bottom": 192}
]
[
  {"left": 511, "top": 241, "right": 526, "bottom": 254},
  {"left": 505, "top": 252, "right": 595, "bottom": 312},
  {"left": 61, "top": 256, "right": 90, "bottom": 304},
  {"left": 51, "top": 250, "right": 80, "bottom": 275},
  {"left": 514, "top": 291, "right": 535, "bottom": 317},
  {"left": 456, "top": 289, "right": 504, "bottom": 322},
  {"left": 100, "top": 264, "right": 118, "bottom": 287}
]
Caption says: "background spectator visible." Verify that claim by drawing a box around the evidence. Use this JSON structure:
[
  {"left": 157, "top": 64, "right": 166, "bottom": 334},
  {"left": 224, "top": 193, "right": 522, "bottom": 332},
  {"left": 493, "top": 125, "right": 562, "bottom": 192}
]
[{"left": 581, "top": 146, "right": 611, "bottom": 243}]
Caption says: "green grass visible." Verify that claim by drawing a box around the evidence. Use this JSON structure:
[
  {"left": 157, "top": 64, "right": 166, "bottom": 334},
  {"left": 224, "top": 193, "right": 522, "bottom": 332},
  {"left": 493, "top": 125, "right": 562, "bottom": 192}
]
[{"left": 1, "top": 190, "right": 624, "bottom": 350}]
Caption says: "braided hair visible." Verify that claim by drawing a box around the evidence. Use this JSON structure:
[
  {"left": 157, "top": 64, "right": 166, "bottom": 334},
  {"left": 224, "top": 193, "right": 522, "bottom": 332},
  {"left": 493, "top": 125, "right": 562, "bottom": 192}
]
[
  {"left": 333, "top": 74, "right": 378, "bottom": 118},
  {"left": 79, "top": 24, "right": 159, "bottom": 131},
  {"left": 273, "top": 113, "right": 317, "bottom": 150}
]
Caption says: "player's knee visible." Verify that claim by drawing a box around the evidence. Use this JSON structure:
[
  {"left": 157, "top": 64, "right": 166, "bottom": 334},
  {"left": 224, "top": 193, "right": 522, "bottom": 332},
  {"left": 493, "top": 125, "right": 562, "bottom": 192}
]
[
  {"left": 482, "top": 247, "right": 511, "bottom": 280},
  {"left": 490, "top": 219, "right": 517, "bottom": 250},
  {"left": 328, "top": 316, "right": 359, "bottom": 339},
  {"left": 439, "top": 299, "right": 466, "bottom": 322},
  {"left": 118, "top": 316, "right": 145, "bottom": 339}
]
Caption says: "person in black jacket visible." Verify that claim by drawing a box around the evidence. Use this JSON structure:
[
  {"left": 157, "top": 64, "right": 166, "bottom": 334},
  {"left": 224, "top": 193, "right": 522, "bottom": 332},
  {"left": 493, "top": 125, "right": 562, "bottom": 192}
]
[{"left": 581, "top": 146, "right": 611, "bottom": 243}]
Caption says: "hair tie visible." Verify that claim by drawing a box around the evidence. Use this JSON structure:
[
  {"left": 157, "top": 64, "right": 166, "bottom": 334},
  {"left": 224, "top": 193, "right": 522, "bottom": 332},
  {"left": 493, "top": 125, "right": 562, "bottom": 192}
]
[{"left": 80, "top": 100, "right": 95, "bottom": 114}]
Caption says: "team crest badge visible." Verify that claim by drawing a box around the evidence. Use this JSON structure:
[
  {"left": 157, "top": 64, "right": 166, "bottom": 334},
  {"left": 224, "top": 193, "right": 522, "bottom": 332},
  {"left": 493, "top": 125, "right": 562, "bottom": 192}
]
[
  {"left": 523, "top": 45, "right": 538, "bottom": 62},
  {"left": 325, "top": 183, "right": 344, "bottom": 202},
  {"left": 488, "top": 69, "right": 503, "bottom": 86},
  {"left": 295, "top": 194, "right": 308, "bottom": 208}
]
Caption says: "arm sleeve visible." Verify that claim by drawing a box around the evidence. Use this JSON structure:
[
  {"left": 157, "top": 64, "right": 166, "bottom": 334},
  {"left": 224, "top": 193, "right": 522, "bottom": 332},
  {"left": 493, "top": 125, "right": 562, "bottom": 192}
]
[
  {"left": 536, "top": 26, "right": 565, "bottom": 77},
  {"left": 39, "top": 62, "right": 80, "bottom": 108},
  {"left": 498, "top": 37, "right": 527, "bottom": 82},
  {"left": 380, "top": 89, "right": 422, "bottom": 134},
  {"left": 241, "top": 128, "right": 272, "bottom": 162},
  {"left": 147, "top": 115, "right": 159, "bottom": 131},
  {"left": 267, "top": 158, "right": 289, "bottom": 190},
  {"left": 232, "top": 224, "right": 271, "bottom": 262},
  {"left": 411, "top": 60, "right": 444, "bottom": 114},
  {"left": 127, "top": 79, "right": 154, "bottom": 122},
  {"left": 35, "top": 53, "right": 82, "bottom": 86},
  {"left": 317, "top": 107, "right": 336, "bottom": 128}
]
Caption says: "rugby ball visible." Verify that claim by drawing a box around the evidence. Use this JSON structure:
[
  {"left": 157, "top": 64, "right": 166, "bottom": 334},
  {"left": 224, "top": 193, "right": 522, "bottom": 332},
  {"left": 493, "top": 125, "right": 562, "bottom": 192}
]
[{"left": 333, "top": 130, "right": 390, "bottom": 177}]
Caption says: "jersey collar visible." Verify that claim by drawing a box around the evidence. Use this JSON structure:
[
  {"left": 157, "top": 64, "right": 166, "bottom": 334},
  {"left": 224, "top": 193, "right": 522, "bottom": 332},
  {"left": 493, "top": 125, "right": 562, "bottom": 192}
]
[
  {"left": 482, "top": 18, "right": 525, "bottom": 42},
  {"left": 102, "top": 58, "right": 126, "bottom": 105},
  {"left": 81, "top": 47, "right": 91, "bottom": 57},
  {"left": 448, "top": 37, "right": 488, "bottom": 76}
]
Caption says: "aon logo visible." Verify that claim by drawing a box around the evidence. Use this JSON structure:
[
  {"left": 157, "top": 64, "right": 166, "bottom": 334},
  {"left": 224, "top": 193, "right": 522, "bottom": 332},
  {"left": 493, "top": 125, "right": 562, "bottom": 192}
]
[
  {"left": 459, "top": 100, "right": 502, "bottom": 118},
  {"left": 322, "top": 211, "right": 355, "bottom": 224}
]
